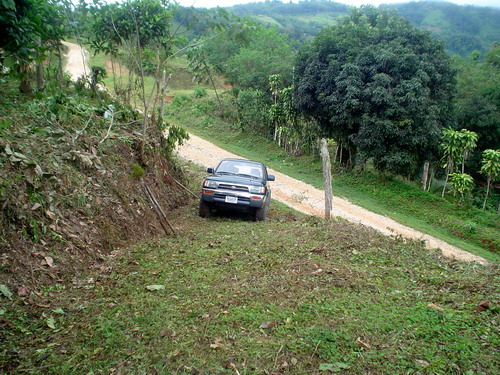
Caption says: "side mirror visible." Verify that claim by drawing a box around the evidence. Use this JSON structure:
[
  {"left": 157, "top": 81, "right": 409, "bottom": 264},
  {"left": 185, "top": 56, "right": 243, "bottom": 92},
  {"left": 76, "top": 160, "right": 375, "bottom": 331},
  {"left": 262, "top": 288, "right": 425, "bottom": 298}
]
[
  {"left": 267, "top": 175, "right": 275, "bottom": 181},
  {"left": 207, "top": 167, "right": 213, "bottom": 174}
]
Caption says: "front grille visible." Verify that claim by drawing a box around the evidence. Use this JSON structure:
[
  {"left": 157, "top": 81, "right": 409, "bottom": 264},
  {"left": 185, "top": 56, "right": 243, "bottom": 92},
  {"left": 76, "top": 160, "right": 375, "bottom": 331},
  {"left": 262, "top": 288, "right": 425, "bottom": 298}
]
[{"left": 218, "top": 183, "right": 249, "bottom": 192}]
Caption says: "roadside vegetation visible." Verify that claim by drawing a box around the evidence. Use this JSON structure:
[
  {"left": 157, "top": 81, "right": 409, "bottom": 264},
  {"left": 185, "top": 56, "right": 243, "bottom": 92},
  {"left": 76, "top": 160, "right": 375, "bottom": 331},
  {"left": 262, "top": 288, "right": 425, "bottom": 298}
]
[{"left": 0, "top": 70, "right": 188, "bottom": 283}]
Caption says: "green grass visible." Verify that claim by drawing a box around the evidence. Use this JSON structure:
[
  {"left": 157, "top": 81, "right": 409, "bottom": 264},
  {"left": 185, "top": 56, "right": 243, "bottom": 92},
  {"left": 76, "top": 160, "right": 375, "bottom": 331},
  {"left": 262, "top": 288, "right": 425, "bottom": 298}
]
[
  {"left": 165, "top": 94, "right": 499, "bottom": 262},
  {"left": 2, "top": 191, "right": 498, "bottom": 373},
  {"left": 253, "top": 15, "right": 283, "bottom": 27}
]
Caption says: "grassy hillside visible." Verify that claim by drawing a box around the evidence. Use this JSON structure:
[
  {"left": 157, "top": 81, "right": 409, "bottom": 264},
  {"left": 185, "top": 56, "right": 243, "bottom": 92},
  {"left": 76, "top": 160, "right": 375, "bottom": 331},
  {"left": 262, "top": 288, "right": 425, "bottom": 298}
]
[
  {"left": 2, "top": 191, "right": 498, "bottom": 373},
  {"left": 226, "top": 0, "right": 500, "bottom": 56},
  {"left": 389, "top": 1, "right": 500, "bottom": 56}
]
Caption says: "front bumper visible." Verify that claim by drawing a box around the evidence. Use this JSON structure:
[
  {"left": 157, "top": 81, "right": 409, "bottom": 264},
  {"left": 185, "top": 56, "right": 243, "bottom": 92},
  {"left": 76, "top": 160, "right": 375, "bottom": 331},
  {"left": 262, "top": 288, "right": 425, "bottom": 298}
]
[{"left": 201, "top": 188, "right": 266, "bottom": 210}]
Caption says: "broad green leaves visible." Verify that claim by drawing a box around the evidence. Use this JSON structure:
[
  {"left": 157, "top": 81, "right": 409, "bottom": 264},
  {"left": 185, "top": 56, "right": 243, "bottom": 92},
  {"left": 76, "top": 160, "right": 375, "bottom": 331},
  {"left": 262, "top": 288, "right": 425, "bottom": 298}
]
[
  {"left": 480, "top": 149, "right": 500, "bottom": 209},
  {"left": 295, "top": 7, "right": 455, "bottom": 175},
  {"left": 440, "top": 128, "right": 477, "bottom": 198},
  {"left": 448, "top": 173, "right": 474, "bottom": 202},
  {"left": 480, "top": 149, "right": 500, "bottom": 181}
]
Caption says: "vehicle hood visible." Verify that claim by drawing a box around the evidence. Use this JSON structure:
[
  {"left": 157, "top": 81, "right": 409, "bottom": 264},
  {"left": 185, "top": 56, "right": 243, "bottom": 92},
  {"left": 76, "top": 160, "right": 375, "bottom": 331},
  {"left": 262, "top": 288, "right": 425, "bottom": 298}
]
[{"left": 206, "top": 175, "right": 265, "bottom": 186}]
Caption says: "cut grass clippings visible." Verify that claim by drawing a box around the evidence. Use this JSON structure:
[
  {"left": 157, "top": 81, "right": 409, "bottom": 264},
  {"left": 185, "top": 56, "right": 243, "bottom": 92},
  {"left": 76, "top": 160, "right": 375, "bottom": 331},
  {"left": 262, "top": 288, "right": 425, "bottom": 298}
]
[{"left": 2, "top": 195, "right": 498, "bottom": 374}]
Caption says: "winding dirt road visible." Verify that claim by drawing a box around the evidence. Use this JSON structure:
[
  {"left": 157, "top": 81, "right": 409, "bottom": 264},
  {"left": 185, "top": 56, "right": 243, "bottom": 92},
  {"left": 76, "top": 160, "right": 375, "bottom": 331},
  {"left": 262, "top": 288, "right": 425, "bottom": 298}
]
[
  {"left": 62, "top": 41, "right": 487, "bottom": 265},
  {"left": 177, "top": 135, "right": 487, "bottom": 264}
]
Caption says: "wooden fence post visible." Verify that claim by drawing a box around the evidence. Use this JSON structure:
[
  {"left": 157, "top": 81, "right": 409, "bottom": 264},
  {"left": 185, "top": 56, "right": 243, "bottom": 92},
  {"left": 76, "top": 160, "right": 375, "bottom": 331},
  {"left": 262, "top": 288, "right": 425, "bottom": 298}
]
[{"left": 320, "top": 138, "right": 333, "bottom": 220}]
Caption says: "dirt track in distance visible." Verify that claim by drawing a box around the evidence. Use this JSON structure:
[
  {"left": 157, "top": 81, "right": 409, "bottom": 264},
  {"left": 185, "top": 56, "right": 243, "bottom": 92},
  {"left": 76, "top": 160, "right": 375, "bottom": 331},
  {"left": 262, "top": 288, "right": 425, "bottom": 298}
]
[{"left": 62, "top": 41, "right": 89, "bottom": 81}]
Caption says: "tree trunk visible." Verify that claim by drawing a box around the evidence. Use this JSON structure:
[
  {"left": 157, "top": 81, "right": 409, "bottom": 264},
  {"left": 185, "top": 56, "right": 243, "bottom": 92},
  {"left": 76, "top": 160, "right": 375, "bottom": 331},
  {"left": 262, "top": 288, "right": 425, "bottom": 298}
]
[
  {"left": 320, "top": 138, "right": 333, "bottom": 220},
  {"left": 427, "top": 167, "right": 434, "bottom": 192},
  {"left": 442, "top": 171, "right": 449, "bottom": 197},
  {"left": 483, "top": 176, "right": 491, "bottom": 210},
  {"left": 207, "top": 70, "right": 222, "bottom": 111},
  {"left": 421, "top": 161, "right": 430, "bottom": 190},
  {"left": 35, "top": 37, "right": 44, "bottom": 92},
  {"left": 57, "top": 46, "right": 63, "bottom": 85},
  {"left": 442, "top": 157, "right": 453, "bottom": 197},
  {"left": 19, "top": 62, "right": 32, "bottom": 93},
  {"left": 160, "top": 70, "right": 167, "bottom": 121}
]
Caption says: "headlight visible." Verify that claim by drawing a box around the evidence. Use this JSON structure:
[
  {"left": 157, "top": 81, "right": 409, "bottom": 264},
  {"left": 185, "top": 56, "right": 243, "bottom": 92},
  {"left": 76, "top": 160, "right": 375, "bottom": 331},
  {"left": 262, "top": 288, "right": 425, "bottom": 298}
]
[
  {"left": 249, "top": 185, "right": 265, "bottom": 194},
  {"left": 203, "top": 180, "right": 218, "bottom": 188}
]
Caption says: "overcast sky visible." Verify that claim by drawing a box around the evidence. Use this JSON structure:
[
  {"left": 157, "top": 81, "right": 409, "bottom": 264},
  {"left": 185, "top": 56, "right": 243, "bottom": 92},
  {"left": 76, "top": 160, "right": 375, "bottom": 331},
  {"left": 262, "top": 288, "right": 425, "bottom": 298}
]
[{"left": 176, "top": 0, "right": 500, "bottom": 10}]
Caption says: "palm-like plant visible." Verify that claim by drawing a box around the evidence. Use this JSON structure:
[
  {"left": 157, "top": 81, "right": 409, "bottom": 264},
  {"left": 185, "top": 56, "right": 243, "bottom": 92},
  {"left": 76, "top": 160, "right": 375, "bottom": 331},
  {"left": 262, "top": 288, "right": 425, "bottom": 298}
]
[{"left": 480, "top": 149, "right": 500, "bottom": 210}]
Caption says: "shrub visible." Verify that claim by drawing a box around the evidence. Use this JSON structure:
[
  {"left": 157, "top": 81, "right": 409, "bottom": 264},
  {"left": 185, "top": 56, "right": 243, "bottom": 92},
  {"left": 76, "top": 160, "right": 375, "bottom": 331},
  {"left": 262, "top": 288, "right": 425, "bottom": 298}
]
[
  {"left": 193, "top": 86, "right": 207, "bottom": 98},
  {"left": 131, "top": 163, "right": 145, "bottom": 179}
]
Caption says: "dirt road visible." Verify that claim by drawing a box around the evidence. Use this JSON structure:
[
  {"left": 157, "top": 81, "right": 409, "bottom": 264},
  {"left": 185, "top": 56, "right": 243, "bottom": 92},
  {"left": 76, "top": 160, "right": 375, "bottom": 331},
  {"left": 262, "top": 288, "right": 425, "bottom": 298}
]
[
  {"left": 62, "top": 41, "right": 487, "bottom": 264},
  {"left": 178, "top": 134, "right": 488, "bottom": 264},
  {"left": 62, "top": 41, "right": 89, "bottom": 81}
]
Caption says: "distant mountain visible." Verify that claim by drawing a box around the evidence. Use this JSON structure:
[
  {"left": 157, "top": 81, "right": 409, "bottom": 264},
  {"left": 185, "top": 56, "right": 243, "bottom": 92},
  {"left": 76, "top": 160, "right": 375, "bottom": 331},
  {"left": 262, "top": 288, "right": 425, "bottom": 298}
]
[{"left": 227, "top": 0, "right": 500, "bottom": 56}]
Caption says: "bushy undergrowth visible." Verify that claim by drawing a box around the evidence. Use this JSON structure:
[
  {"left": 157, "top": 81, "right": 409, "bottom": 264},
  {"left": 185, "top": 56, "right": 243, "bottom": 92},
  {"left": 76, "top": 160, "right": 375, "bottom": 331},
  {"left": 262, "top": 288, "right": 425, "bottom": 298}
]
[{"left": 0, "top": 76, "right": 187, "bottom": 288}]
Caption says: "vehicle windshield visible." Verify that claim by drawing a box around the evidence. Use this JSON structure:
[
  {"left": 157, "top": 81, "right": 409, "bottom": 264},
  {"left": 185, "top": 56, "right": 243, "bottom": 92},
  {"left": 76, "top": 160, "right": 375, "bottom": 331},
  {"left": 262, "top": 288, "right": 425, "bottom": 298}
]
[{"left": 216, "top": 160, "right": 264, "bottom": 179}]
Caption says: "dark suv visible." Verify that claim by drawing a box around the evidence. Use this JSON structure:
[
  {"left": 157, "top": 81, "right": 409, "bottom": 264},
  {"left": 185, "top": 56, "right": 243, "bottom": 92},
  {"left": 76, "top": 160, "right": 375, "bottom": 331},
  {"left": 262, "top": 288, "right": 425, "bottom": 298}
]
[{"left": 199, "top": 158, "right": 275, "bottom": 221}]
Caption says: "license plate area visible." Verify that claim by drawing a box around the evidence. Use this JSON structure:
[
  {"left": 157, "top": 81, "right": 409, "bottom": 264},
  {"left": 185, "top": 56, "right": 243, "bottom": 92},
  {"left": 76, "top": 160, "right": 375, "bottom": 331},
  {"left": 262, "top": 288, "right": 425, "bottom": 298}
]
[{"left": 225, "top": 196, "right": 238, "bottom": 204}]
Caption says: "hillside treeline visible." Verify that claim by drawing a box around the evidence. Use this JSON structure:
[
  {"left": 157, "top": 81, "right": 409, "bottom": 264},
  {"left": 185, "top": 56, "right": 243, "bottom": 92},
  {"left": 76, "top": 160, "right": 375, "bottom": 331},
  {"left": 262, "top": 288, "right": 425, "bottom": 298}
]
[{"left": 224, "top": 0, "right": 500, "bottom": 57}]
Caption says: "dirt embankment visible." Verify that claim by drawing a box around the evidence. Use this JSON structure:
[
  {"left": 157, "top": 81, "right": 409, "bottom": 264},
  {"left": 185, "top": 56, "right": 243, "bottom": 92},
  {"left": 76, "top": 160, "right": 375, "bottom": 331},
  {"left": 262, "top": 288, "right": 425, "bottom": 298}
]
[{"left": 0, "top": 44, "right": 189, "bottom": 289}]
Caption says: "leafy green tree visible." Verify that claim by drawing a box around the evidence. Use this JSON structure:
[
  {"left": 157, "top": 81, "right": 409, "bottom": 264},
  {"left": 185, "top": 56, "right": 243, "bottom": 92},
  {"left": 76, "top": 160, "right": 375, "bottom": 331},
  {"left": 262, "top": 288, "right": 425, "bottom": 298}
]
[
  {"left": 440, "top": 128, "right": 477, "bottom": 197},
  {"left": 440, "top": 128, "right": 463, "bottom": 197},
  {"left": 235, "top": 88, "right": 269, "bottom": 134},
  {"left": 294, "top": 7, "right": 455, "bottom": 175},
  {"left": 454, "top": 45, "right": 500, "bottom": 174},
  {"left": 448, "top": 173, "right": 474, "bottom": 203},
  {"left": 456, "top": 129, "right": 478, "bottom": 173},
  {"left": 1, "top": 0, "right": 65, "bottom": 92},
  {"left": 225, "top": 27, "right": 294, "bottom": 92},
  {"left": 187, "top": 44, "right": 222, "bottom": 108},
  {"left": 90, "top": 0, "right": 172, "bottom": 152},
  {"left": 269, "top": 74, "right": 282, "bottom": 142},
  {"left": 480, "top": 149, "right": 500, "bottom": 210}
]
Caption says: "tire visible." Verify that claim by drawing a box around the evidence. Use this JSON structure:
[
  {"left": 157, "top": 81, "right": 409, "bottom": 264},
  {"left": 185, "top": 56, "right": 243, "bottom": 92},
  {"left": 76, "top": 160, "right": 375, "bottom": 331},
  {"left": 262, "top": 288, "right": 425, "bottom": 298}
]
[
  {"left": 253, "top": 200, "right": 269, "bottom": 222},
  {"left": 199, "top": 199, "right": 212, "bottom": 218}
]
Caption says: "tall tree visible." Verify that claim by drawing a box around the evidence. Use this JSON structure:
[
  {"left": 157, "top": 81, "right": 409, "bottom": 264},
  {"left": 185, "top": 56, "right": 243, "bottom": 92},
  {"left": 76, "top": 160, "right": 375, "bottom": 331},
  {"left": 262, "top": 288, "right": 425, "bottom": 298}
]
[
  {"left": 294, "top": 6, "right": 455, "bottom": 176},
  {"left": 225, "top": 26, "right": 294, "bottom": 92},
  {"left": 454, "top": 44, "right": 500, "bottom": 175},
  {"left": 440, "top": 128, "right": 477, "bottom": 197},
  {"left": 480, "top": 149, "right": 500, "bottom": 210}
]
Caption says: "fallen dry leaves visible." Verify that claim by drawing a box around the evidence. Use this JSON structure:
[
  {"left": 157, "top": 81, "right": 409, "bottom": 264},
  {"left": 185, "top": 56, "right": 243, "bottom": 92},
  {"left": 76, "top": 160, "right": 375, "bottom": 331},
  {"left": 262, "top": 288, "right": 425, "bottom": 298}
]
[{"left": 475, "top": 300, "right": 489, "bottom": 311}]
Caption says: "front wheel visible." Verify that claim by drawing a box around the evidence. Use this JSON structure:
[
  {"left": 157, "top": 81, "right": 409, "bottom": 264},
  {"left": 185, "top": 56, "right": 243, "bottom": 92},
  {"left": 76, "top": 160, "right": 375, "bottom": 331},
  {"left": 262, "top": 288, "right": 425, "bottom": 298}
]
[
  {"left": 253, "top": 201, "right": 269, "bottom": 222},
  {"left": 199, "top": 199, "right": 212, "bottom": 218}
]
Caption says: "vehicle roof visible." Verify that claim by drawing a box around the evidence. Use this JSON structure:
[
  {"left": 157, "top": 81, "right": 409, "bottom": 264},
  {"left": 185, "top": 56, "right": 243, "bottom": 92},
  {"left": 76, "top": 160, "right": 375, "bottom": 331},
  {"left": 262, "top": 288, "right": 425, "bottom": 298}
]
[{"left": 219, "top": 158, "right": 265, "bottom": 167}]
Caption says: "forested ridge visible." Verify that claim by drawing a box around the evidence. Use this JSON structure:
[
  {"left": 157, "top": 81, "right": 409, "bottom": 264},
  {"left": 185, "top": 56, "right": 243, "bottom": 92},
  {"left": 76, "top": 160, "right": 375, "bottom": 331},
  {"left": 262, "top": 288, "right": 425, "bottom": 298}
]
[{"left": 217, "top": 0, "right": 500, "bottom": 56}]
